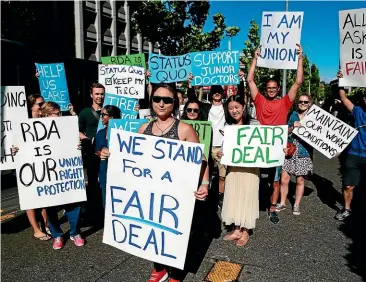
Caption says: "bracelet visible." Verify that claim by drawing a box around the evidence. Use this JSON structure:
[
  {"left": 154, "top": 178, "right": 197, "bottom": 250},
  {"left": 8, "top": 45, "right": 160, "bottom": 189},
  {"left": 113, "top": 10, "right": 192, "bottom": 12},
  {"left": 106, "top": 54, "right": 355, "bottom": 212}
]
[{"left": 201, "top": 180, "right": 209, "bottom": 185}]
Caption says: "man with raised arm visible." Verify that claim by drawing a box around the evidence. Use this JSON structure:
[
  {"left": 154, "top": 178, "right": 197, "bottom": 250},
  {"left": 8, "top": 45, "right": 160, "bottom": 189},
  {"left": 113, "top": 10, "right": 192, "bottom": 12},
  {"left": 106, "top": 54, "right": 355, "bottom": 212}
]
[
  {"left": 335, "top": 72, "right": 366, "bottom": 221},
  {"left": 247, "top": 44, "right": 304, "bottom": 224}
]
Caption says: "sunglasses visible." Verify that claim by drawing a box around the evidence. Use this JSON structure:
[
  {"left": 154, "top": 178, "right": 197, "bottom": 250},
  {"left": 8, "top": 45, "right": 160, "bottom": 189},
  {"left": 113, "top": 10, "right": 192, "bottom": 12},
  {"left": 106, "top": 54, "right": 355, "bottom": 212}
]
[
  {"left": 298, "top": 101, "right": 310, "bottom": 105},
  {"left": 101, "top": 113, "right": 110, "bottom": 117},
  {"left": 186, "top": 108, "right": 199, "bottom": 113},
  {"left": 152, "top": 96, "right": 174, "bottom": 104},
  {"left": 35, "top": 102, "right": 44, "bottom": 106}
]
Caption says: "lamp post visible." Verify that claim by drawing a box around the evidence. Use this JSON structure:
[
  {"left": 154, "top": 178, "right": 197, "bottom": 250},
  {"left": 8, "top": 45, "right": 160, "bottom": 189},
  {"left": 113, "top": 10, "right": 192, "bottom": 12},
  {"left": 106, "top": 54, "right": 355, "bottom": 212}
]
[
  {"left": 282, "top": 0, "right": 289, "bottom": 96},
  {"left": 303, "top": 45, "right": 312, "bottom": 95}
]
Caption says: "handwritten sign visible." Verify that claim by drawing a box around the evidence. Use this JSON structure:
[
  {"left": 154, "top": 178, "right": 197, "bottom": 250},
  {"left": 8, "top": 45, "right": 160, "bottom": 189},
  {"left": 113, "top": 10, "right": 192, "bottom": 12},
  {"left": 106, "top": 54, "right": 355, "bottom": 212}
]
[
  {"left": 35, "top": 63, "right": 70, "bottom": 111},
  {"left": 139, "top": 109, "right": 153, "bottom": 120},
  {"left": 182, "top": 120, "right": 212, "bottom": 159},
  {"left": 101, "top": 54, "right": 146, "bottom": 68},
  {"left": 258, "top": 12, "right": 304, "bottom": 70},
  {"left": 99, "top": 65, "right": 145, "bottom": 99},
  {"left": 97, "top": 93, "right": 139, "bottom": 130},
  {"left": 221, "top": 125, "right": 288, "bottom": 168},
  {"left": 103, "top": 129, "right": 203, "bottom": 269},
  {"left": 1, "top": 86, "right": 28, "bottom": 170},
  {"left": 149, "top": 53, "right": 191, "bottom": 83},
  {"left": 339, "top": 9, "right": 366, "bottom": 87},
  {"left": 14, "top": 116, "right": 86, "bottom": 210},
  {"left": 107, "top": 119, "right": 148, "bottom": 140},
  {"left": 190, "top": 51, "right": 240, "bottom": 86},
  {"left": 293, "top": 105, "right": 358, "bottom": 159}
]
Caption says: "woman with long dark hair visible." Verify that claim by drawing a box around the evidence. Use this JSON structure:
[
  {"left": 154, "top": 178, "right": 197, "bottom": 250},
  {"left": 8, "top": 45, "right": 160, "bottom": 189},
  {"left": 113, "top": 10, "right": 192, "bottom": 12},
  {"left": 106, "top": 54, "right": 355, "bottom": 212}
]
[
  {"left": 180, "top": 98, "right": 204, "bottom": 121},
  {"left": 138, "top": 83, "right": 210, "bottom": 282},
  {"left": 217, "top": 94, "right": 260, "bottom": 247}
]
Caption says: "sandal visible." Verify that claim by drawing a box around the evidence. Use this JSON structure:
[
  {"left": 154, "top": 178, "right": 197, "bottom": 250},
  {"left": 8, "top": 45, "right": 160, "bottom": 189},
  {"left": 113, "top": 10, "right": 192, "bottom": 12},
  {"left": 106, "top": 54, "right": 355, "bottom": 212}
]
[
  {"left": 223, "top": 230, "right": 242, "bottom": 241},
  {"left": 33, "top": 234, "right": 51, "bottom": 241},
  {"left": 236, "top": 231, "right": 249, "bottom": 247},
  {"left": 45, "top": 227, "right": 51, "bottom": 235}
]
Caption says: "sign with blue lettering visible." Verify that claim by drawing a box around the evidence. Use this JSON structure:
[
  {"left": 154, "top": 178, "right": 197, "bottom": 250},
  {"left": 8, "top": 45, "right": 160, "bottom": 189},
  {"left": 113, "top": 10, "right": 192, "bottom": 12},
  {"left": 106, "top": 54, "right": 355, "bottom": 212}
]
[
  {"left": 107, "top": 119, "right": 148, "bottom": 141},
  {"left": 258, "top": 12, "right": 304, "bottom": 70},
  {"left": 35, "top": 63, "right": 70, "bottom": 111},
  {"left": 103, "top": 129, "right": 204, "bottom": 269},
  {"left": 97, "top": 93, "right": 139, "bottom": 130},
  {"left": 14, "top": 116, "right": 86, "bottom": 210},
  {"left": 99, "top": 65, "right": 145, "bottom": 99},
  {"left": 149, "top": 53, "right": 191, "bottom": 83},
  {"left": 191, "top": 51, "right": 240, "bottom": 86}
]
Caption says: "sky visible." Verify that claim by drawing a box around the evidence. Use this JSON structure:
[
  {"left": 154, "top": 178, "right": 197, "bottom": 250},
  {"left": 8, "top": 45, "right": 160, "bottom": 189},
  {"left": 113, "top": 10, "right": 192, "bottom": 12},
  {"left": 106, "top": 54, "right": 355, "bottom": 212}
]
[{"left": 205, "top": 1, "right": 365, "bottom": 82}]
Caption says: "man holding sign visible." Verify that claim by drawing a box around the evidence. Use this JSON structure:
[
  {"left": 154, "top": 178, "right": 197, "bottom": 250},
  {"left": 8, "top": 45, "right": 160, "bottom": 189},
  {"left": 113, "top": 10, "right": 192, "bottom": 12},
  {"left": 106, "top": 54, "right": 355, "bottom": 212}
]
[
  {"left": 247, "top": 44, "right": 303, "bottom": 224},
  {"left": 335, "top": 72, "right": 366, "bottom": 221}
]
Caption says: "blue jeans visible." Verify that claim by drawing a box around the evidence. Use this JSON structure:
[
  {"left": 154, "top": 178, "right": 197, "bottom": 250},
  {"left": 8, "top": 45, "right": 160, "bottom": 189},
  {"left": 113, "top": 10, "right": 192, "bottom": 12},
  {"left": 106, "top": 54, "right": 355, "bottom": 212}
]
[
  {"left": 274, "top": 166, "right": 282, "bottom": 182},
  {"left": 47, "top": 203, "right": 82, "bottom": 237}
]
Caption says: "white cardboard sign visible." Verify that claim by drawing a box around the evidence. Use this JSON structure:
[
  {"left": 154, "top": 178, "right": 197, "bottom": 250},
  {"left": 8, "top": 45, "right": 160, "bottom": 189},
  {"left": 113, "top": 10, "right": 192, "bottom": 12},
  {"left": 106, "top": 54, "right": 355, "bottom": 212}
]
[
  {"left": 103, "top": 129, "right": 204, "bottom": 269},
  {"left": 14, "top": 116, "right": 86, "bottom": 210},
  {"left": 258, "top": 11, "right": 304, "bottom": 70},
  {"left": 1, "top": 86, "right": 28, "bottom": 170},
  {"left": 99, "top": 64, "right": 145, "bottom": 99},
  {"left": 221, "top": 125, "right": 288, "bottom": 168},
  {"left": 293, "top": 105, "right": 358, "bottom": 159}
]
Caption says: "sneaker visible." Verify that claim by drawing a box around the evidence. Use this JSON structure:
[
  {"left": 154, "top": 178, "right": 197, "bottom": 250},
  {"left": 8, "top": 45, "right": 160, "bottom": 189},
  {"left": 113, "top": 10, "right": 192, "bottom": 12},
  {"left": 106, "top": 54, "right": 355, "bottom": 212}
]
[
  {"left": 52, "top": 237, "right": 64, "bottom": 250},
  {"left": 275, "top": 203, "right": 286, "bottom": 212},
  {"left": 335, "top": 209, "right": 351, "bottom": 221},
  {"left": 70, "top": 234, "right": 85, "bottom": 247},
  {"left": 148, "top": 269, "right": 168, "bottom": 282},
  {"left": 169, "top": 279, "right": 181, "bottom": 282},
  {"left": 269, "top": 211, "right": 280, "bottom": 224},
  {"left": 293, "top": 205, "right": 301, "bottom": 215}
]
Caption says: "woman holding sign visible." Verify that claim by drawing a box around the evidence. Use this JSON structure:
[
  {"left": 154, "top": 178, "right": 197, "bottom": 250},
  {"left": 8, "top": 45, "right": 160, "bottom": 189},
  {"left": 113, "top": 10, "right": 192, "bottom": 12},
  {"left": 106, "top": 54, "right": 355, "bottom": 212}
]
[
  {"left": 40, "top": 102, "right": 85, "bottom": 250},
  {"left": 180, "top": 97, "right": 204, "bottom": 121},
  {"left": 216, "top": 95, "right": 260, "bottom": 247},
  {"left": 138, "top": 84, "right": 210, "bottom": 282},
  {"left": 277, "top": 95, "right": 313, "bottom": 216},
  {"left": 95, "top": 105, "right": 121, "bottom": 211}
]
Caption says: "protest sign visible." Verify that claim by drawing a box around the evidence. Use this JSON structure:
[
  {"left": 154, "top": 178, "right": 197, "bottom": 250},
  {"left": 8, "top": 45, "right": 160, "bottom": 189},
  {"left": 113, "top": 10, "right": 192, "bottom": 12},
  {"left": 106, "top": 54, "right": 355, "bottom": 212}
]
[
  {"left": 1, "top": 86, "right": 28, "bottom": 170},
  {"left": 101, "top": 53, "right": 146, "bottom": 68},
  {"left": 182, "top": 120, "right": 212, "bottom": 159},
  {"left": 190, "top": 51, "right": 240, "bottom": 86},
  {"left": 339, "top": 8, "right": 366, "bottom": 87},
  {"left": 35, "top": 63, "right": 70, "bottom": 111},
  {"left": 221, "top": 125, "right": 288, "bottom": 168},
  {"left": 149, "top": 53, "right": 191, "bottom": 83},
  {"left": 99, "top": 65, "right": 145, "bottom": 99},
  {"left": 258, "top": 12, "right": 304, "bottom": 69},
  {"left": 97, "top": 93, "right": 139, "bottom": 130},
  {"left": 103, "top": 129, "right": 204, "bottom": 269},
  {"left": 107, "top": 119, "right": 148, "bottom": 140},
  {"left": 14, "top": 116, "right": 86, "bottom": 210},
  {"left": 293, "top": 105, "right": 358, "bottom": 159},
  {"left": 139, "top": 109, "right": 153, "bottom": 120}
]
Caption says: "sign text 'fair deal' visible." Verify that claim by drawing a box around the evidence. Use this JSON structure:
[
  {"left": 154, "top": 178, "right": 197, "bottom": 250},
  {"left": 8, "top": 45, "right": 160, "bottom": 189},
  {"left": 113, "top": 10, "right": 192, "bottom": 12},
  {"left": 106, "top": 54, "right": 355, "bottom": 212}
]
[
  {"left": 339, "top": 8, "right": 366, "bottom": 87},
  {"left": 14, "top": 116, "right": 86, "bottom": 210},
  {"left": 99, "top": 65, "right": 145, "bottom": 99},
  {"left": 258, "top": 12, "right": 304, "bottom": 70},
  {"left": 221, "top": 125, "right": 288, "bottom": 168},
  {"left": 103, "top": 129, "right": 204, "bottom": 269},
  {"left": 293, "top": 105, "right": 358, "bottom": 159}
]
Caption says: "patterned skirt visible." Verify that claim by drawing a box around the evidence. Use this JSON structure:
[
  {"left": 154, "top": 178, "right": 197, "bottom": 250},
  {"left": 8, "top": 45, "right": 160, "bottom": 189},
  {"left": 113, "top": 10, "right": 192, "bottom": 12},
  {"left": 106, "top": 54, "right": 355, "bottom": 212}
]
[{"left": 283, "top": 140, "right": 313, "bottom": 176}]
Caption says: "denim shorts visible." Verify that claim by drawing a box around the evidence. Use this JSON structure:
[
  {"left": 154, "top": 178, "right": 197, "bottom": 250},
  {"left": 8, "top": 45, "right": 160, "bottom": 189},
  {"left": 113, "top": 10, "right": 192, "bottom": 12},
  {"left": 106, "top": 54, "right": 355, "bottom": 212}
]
[{"left": 274, "top": 166, "right": 282, "bottom": 182}]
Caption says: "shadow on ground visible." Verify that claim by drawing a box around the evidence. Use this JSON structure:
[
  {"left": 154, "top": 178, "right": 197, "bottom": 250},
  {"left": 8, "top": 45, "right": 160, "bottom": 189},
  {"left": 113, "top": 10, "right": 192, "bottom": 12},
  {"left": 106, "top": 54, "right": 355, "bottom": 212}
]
[{"left": 338, "top": 174, "right": 366, "bottom": 281}]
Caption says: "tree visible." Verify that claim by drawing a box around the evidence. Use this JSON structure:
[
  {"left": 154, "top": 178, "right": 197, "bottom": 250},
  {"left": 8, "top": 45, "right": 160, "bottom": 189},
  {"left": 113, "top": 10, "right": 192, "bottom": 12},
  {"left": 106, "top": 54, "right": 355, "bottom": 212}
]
[
  {"left": 130, "top": 1, "right": 240, "bottom": 55},
  {"left": 241, "top": 20, "right": 281, "bottom": 94}
]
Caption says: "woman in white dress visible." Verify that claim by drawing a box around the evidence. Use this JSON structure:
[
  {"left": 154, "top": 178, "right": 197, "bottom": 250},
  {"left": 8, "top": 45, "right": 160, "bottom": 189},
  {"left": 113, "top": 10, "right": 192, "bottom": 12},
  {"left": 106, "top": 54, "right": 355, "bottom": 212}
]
[{"left": 217, "top": 95, "right": 260, "bottom": 247}]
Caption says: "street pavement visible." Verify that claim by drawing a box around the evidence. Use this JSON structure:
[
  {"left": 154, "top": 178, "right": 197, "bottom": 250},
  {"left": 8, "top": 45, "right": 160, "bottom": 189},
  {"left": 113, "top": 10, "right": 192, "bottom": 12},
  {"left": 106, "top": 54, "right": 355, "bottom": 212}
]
[{"left": 1, "top": 151, "right": 365, "bottom": 282}]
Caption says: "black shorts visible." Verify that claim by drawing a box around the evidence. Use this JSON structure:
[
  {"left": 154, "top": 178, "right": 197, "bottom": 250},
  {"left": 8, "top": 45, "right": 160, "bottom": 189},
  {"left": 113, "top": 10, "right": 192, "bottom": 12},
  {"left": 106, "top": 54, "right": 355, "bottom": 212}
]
[{"left": 343, "top": 154, "right": 366, "bottom": 187}]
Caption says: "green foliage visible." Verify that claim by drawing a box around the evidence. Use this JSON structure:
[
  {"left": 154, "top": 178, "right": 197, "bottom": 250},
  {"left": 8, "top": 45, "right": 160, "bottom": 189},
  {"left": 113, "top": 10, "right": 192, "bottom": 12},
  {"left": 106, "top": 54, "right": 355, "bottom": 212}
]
[{"left": 130, "top": 1, "right": 240, "bottom": 55}]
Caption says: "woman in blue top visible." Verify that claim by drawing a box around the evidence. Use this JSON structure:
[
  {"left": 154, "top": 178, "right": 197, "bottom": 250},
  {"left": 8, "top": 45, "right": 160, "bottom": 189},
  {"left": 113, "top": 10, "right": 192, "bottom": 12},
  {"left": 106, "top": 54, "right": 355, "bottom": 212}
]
[
  {"left": 95, "top": 105, "right": 121, "bottom": 210},
  {"left": 277, "top": 94, "right": 313, "bottom": 216}
]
